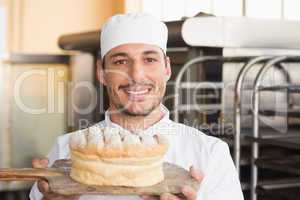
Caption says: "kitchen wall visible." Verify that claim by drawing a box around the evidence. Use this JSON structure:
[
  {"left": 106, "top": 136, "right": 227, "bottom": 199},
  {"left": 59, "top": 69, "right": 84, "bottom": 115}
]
[
  {"left": 3, "top": 0, "right": 124, "bottom": 53},
  {"left": 130, "top": 0, "right": 300, "bottom": 21}
]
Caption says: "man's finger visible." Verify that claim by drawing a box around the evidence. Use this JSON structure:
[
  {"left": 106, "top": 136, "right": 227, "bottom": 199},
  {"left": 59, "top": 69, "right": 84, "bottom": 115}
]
[
  {"left": 43, "top": 193, "right": 80, "bottom": 200},
  {"left": 182, "top": 186, "right": 197, "bottom": 200},
  {"left": 37, "top": 180, "right": 50, "bottom": 194},
  {"left": 140, "top": 195, "right": 159, "bottom": 200},
  {"left": 189, "top": 166, "right": 203, "bottom": 182},
  {"left": 32, "top": 158, "right": 49, "bottom": 168},
  {"left": 40, "top": 158, "right": 49, "bottom": 166},
  {"left": 160, "top": 193, "right": 181, "bottom": 200}
]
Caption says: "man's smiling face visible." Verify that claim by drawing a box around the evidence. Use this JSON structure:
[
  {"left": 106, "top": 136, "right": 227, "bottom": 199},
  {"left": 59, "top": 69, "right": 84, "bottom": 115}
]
[{"left": 98, "top": 43, "right": 171, "bottom": 116}]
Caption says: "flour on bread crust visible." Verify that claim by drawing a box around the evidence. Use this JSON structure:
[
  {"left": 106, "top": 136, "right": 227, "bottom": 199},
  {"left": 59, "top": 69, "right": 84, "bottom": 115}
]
[
  {"left": 69, "top": 124, "right": 169, "bottom": 158},
  {"left": 69, "top": 124, "right": 169, "bottom": 187}
]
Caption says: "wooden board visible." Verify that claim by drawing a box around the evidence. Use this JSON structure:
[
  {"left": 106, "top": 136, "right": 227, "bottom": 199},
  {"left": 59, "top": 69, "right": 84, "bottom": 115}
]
[{"left": 0, "top": 159, "right": 200, "bottom": 196}]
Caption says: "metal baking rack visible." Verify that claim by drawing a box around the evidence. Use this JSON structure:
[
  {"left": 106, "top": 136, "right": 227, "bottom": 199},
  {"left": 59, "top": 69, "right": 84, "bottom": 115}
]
[
  {"left": 230, "top": 56, "right": 300, "bottom": 200},
  {"left": 173, "top": 56, "right": 253, "bottom": 123},
  {"left": 174, "top": 55, "right": 300, "bottom": 200}
]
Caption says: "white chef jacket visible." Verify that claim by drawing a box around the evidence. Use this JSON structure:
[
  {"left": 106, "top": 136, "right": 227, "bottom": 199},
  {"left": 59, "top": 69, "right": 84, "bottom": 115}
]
[{"left": 30, "top": 105, "right": 244, "bottom": 200}]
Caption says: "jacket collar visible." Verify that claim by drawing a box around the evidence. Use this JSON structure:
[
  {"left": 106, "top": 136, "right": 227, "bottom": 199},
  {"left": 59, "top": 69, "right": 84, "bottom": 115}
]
[{"left": 103, "top": 104, "right": 171, "bottom": 135}]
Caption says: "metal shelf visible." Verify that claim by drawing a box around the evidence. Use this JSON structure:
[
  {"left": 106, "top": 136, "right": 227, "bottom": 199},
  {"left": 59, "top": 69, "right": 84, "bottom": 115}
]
[
  {"left": 259, "top": 108, "right": 300, "bottom": 118},
  {"left": 259, "top": 85, "right": 300, "bottom": 93},
  {"left": 255, "top": 155, "right": 300, "bottom": 176},
  {"left": 176, "top": 104, "right": 221, "bottom": 112},
  {"left": 234, "top": 107, "right": 300, "bottom": 118},
  {"left": 179, "top": 82, "right": 224, "bottom": 89},
  {"left": 257, "top": 177, "right": 300, "bottom": 191},
  {"left": 245, "top": 135, "right": 300, "bottom": 150},
  {"left": 242, "top": 178, "right": 300, "bottom": 192}
]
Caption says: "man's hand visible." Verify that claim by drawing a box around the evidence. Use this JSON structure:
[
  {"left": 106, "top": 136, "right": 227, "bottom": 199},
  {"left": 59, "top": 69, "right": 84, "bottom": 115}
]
[
  {"left": 141, "top": 166, "right": 203, "bottom": 200},
  {"left": 32, "top": 158, "right": 80, "bottom": 200}
]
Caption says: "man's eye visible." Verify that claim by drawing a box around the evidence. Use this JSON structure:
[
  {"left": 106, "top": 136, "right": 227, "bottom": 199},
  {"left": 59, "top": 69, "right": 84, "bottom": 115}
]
[
  {"left": 114, "top": 60, "right": 128, "bottom": 65},
  {"left": 145, "top": 58, "right": 157, "bottom": 63}
]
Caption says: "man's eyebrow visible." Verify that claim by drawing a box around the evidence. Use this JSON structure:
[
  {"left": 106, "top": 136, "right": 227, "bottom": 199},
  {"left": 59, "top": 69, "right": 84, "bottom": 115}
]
[
  {"left": 109, "top": 52, "right": 128, "bottom": 59},
  {"left": 142, "top": 50, "right": 160, "bottom": 56}
]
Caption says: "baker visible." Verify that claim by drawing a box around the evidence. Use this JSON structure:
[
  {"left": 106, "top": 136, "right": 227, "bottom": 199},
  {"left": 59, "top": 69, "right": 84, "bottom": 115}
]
[{"left": 29, "top": 13, "right": 244, "bottom": 200}]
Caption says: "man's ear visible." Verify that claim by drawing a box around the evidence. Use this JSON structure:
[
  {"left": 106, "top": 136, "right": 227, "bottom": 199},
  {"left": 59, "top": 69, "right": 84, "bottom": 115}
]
[
  {"left": 165, "top": 56, "right": 171, "bottom": 82},
  {"left": 97, "top": 59, "right": 107, "bottom": 86}
]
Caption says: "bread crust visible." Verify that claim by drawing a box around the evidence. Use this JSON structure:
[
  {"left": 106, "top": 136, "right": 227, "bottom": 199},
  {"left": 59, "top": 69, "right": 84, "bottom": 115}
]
[
  {"left": 73, "top": 141, "right": 168, "bottom": 158},
  {"left": 69, "top": 126, "right": 169, "bottom": 187},
  {"left": 70, "top": 150, "right": 164, "bottom": 187}
]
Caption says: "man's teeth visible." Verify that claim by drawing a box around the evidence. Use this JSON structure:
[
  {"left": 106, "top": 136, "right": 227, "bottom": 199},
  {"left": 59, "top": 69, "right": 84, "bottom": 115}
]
[{"left": 126, "top": 89, "right": 149, "bottom": 95}]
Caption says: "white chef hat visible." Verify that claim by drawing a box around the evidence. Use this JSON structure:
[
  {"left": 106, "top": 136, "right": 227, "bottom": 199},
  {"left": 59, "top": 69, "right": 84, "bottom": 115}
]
[{"left": 100, "top": 13, "right": 168, "bottom": 59}]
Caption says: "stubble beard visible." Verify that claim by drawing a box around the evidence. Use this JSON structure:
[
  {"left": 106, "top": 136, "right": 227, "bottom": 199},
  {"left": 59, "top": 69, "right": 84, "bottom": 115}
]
[
  {"left": 108, "top": 86, "right": 165, "bottom": 117},
  {"left": 115, "top": 96, "right": 163, "bottom": 117}
]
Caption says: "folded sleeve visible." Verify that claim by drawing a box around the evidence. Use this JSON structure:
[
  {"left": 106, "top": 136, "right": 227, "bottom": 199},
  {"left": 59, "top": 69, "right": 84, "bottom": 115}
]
[{"left": 197, "top": 141, "right": 244, "bottom": 200}]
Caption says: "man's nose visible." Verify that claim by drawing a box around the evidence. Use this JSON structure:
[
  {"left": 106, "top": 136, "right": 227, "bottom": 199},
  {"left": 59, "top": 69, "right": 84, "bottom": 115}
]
[{"left": 129, "top": 61, "right": 145, "bottom": 83}]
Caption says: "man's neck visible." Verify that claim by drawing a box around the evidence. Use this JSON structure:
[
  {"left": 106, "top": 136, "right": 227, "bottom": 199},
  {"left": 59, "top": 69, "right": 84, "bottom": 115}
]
[{"left": 108, "top": 105, "right": 164, "bottom": 132}]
